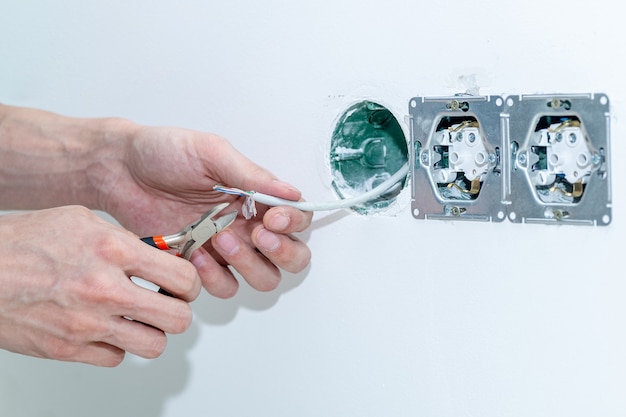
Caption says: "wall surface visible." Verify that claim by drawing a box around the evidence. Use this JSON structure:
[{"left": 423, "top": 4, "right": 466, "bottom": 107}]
[{"left": 1, "top": 1, "right": 624, "bottom": 416}]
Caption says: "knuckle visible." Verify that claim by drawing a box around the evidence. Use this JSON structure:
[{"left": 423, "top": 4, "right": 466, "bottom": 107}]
[
  {"left": 102, "top": 351, "right": 126, "bottom": 367},
  {"left": 201, "top": 270, "right": 239, "bottom": 299},
  {"left": 65, "top": 317, "right": 105, "bottom": 345},
  {"left": 270, "top": 241, "right": 311, "bottom": 274},
  {"left": 170, "top": 303, "right": 194, "bottom": 334},
  {"left": 44, "top": 337, "right": 81, "bottom": 361},
  {"left": 77, "top": 270, "right": 130, "bottom": 308},
  {"left": 218, "top": 283, "right": 239, "bottom": 299},
  {"left": 295, "top": 210, "right": 314, "bottom": 231},
  {"left": 143, "top": 333, "right": 168, "bottom": 359},
  {"left": 260, "top": 278, "right": 281, "bottom": 292},
  {"left": 94, "top": 233, "right": 132, "bottom": 264},
  {"left": 285, "top": 248, "right": 312, "bottom": 274},
  {"left": 44, "top": 316, "right": 101, "bottom": 361},
  {"left": 179, "top": 264, "right": 201, "bottom": 300},
  {"left": 65, "top": 205, "right": 95, "bottom": 219},
  {"left": 252, "top": 269, "right": 282, "bottom": 292},
  {"left": 287, "top": 207, "right": 313, "bottom": 232}
]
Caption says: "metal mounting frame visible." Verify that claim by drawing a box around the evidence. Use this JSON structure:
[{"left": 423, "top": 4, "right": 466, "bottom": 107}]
[
  {"left": 409, "top": 95, "right": 507, "bottom": 222},
  {"left": 504, "top": 93, "right": 612, "bottom": 226}
]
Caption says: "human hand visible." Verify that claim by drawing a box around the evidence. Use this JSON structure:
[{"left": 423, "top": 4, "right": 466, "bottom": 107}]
[
  {"left": 98, "top": 124, "right": 312, "bottom": 299},
  {"left": 0, "top": 206, "right": 201, "bottom": 367}
]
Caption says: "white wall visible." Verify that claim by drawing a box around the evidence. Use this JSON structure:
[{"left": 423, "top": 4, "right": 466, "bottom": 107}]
[{"left": 1, "top": 1, "right": 624, "bottom": 416}]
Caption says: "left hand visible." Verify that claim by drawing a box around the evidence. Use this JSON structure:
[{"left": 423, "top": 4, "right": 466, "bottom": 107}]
[{"left": 99, "top": 123, "right": 313, "bottom": 298}]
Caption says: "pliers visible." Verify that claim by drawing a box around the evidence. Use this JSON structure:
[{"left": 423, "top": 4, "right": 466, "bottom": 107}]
[{"left": 141, "top": 202, "right": 238, "bottom": 260}]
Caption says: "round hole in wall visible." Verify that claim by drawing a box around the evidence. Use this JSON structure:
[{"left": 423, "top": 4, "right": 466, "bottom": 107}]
[{"left": 330, "top": 101, "right": 409, "bottom": 214}]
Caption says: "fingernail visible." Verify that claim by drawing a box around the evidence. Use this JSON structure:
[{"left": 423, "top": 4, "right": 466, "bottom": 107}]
[
  {"left": 215, "top": 231, "right": 240, "bottom": 256},
  {"left": 269, "top": 212, "right": 290, "bottom": 232},
  {"left": 257, "top": 228, "right": 281, "bottom": 252}
]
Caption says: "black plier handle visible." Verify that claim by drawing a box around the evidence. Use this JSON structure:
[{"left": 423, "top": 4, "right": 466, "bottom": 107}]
[{"left": 138, "top": 203, "right": 238, "bottom": 296}]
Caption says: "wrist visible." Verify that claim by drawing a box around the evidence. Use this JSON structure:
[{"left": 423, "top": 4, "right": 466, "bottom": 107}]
[
  {"left": 83, "top": 116, "right": 139, "bottom": 212},
  {"left": 0, "top": 104, "right": 138, "bottom": 210}
]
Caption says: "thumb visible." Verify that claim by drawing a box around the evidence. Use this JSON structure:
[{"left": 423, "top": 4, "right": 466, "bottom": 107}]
[{"left": 208, "top": 135, "right": 303, "bottom": 202}]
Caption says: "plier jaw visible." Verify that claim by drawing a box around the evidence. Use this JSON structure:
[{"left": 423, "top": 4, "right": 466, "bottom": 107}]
[{"left": 141, "top": 203, "right": 238, "bottom": 260}]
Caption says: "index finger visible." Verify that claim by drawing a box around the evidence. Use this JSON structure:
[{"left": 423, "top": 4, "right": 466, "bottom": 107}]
[
  {"left": 128, "top": 242, "right": 202, "bottom": 302},
  {"left": 208, "top": 137, "right": 303, "bottom": 202}
]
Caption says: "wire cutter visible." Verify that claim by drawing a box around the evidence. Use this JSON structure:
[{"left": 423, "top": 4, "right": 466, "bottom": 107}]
[{"left": 141, "top": 202, "right": 238, "bottom": 260}]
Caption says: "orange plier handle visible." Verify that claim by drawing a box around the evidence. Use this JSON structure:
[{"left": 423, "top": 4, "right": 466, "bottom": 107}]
[{"left": 140, "top": 236, "right": 174, "bottom": 252}]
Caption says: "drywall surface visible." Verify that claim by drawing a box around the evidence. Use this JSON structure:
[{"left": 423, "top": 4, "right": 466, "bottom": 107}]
[{"left": 1, "top": 1, "right": 624, "bottom": 416}]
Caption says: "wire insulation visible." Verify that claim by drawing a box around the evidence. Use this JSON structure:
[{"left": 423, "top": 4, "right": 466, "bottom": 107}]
[{"left": 213, "top": 162, "right": 409, "bottom": 214}]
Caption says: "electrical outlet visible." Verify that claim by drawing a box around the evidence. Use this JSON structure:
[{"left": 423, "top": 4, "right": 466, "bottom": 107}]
[
  {"left": 504, "top": 93, "right": 611, "bottom": 225},
  {"left": 409, "top": 95, "right": 506, "bottom": 221},
  {"left": 326, "top": 93, "right": 611, "bottom": 226}
]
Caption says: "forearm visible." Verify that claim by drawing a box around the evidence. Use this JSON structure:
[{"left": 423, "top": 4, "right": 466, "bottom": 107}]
[{"left": 0, "top": 103, "right": 134, "bottom": 210}]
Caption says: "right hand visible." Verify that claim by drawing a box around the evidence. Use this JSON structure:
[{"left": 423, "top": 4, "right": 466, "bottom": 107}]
[{"left": 0, "top": 206, "right": 201, "bottom": 367}]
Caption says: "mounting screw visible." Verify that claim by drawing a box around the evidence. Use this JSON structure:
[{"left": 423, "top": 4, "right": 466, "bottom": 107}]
[
  {"left": 592, "top": 153, "right": 601, "bottom": 165},
  {"left": 518, "top": 151, "right": 528, "bottom": 166},
  {"left": 450, "top": 206, "right": 466, "bottom": 216},
  {"left": 548, "top": 98, "right": 572, "bottom": 110}
]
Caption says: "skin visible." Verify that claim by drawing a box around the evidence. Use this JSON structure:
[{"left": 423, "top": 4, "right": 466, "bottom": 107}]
[{"left": 0, "top": 104, "right": 312, "bottom": 366}]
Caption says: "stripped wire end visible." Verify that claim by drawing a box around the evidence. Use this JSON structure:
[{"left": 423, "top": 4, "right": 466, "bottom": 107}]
[
  {"left": 213, "top": 185, "right": 252, "bottom": 197},
  {"left": 213, "top": 185, "right": 258, "bottom": 219}
]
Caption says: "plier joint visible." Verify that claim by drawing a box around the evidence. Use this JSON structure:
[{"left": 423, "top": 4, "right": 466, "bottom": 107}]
[{"left": 141, "top": 203, "right": 237, "bottom": 260}]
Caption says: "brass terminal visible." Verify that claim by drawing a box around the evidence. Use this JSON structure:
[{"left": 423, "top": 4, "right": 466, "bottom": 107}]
[
  {"left": 550, "top": 181, "right": 583, "bottom": 198},
  {"left": 447, "top": 178, "right": 481, "bottom": 195}
]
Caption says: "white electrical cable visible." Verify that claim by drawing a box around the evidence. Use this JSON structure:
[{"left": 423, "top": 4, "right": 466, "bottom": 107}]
[{"left": 213, "top": 162, "right": 409, "bottom": 216}]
